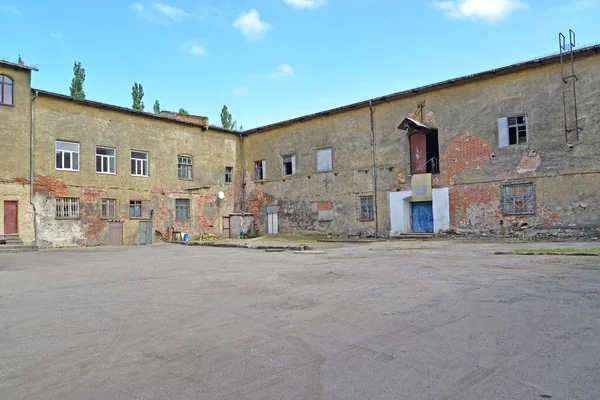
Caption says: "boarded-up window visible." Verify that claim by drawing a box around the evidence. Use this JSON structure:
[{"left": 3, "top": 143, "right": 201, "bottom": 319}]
[
  {"left": 498, "top": 116, "right": 528, "bottom": 147},
  {"left": 318, "top": 201, "right": 333, "bottom": 221},
  {"left": 282, "top": 154, "right": 296, "bottom": 176},
  {"left": 503, "top": 184, "right": 535, "bottom": 215},
  {"left": 317, "top": 148, "right": 332, "bottom": 172}
]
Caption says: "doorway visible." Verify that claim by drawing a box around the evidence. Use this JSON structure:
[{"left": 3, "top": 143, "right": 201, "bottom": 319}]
[
  {"left": 3, "top": 201, "right": 18, "bottom": 234},
  {"left": 139, "top": 221, "right": 153, "bottom": 245},
  {"left": 267, "top": 212, "right": 278, "bottom": 235},
  {"left": 412, "top": 201, "right": 434, "bottom": 233},
  {"left": 109, "top": 222, "right": 123, "bottom": 246},
  {"left": 222, "top": 216, "right": 230, "bottom": 238}
]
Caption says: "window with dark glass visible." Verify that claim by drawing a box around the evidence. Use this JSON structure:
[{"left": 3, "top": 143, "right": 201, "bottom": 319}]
[
  {"left": 96, "top": 147, "right": 116, "bottom": 174},
  {"left": 131, "top": 151, "right": 148, "bottom": 176},
  {"left": 176, "top": 199, "right": 190, "bottom": 220},
  {"left": 56, "top": 141, "right": 80, "bottom": 171},
  {"left": 0, "top": 75, "right": 13, "bottom": 106},
  {"left": 359, "top": 196, "right": 374, "bottom": 221},
  {"left": 178, "top": 156, "right": 193, "bottom": 179},
  {"left": 225, "top": 167, "right": 233, "bottom": 183}
]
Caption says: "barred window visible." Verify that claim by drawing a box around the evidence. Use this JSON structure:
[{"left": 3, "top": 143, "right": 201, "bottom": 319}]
[
  {"left": 101, "top": 199, "right": 116, "bottom": 218},
  {"left": 178, "top": 156, "right": 193, "bottom": 180},
  {"left": 503, "top": 184, "right": 535, "bottom": 215},
  {"left": 55, "top": 198, "right": 80, "bottom": 219},
  {"left": 359, "top": 196, "right": 374, "bottom": 221},
  {"left": 176, "top": 199, "right": 190, "bottom": 220}
]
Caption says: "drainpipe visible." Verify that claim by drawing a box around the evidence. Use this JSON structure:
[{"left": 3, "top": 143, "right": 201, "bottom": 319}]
[
  {"left": 30, "top": 90, "right": 39, "bottom": 245},
  {"left": 369, "top": 101, "right": 378, "bottom": 238},
  {"left": 239, "top": 131, "right": 245, "bottom": 212}
]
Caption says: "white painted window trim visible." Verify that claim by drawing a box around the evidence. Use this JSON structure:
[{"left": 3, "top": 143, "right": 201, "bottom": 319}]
[
  {"left": 498, "top": 115, "right": 528, "bottom": 147},
  {"left": 131, "top": 151, "right": 149, "bottom": 177},
  {"left": 55, "top": 141, "right": 80, "bottom": 171},
  {"left": 282, "top": 154, "right": 296, "bottom": 176},
  {"left": 96, "top": 146, "right": 116, "bottom": 175}
]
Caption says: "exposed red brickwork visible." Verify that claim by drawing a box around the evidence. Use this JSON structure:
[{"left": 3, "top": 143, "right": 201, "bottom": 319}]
[
  {"left": 80, "top": 207, "right": 104, "bottom": 244},
  {"left": 81, "top": 187, "right": 106, "bottom": 203},
  {"left": 197, "top": 194, "right": 215, "bottom": 231},
  {"left": 449, "top": 184, "right": 501, "bottom": 229},
  {"left": 243, "top": 171, "right": 272, "bottom": 231},
  {"left": 517, "top": 153, "right": 541, "bottom": 174},
  {"left": 443, "top": 136, "right": 493, "bottom": 185},
  {"left": 0, "top": 177, "right": 30, "bottom": 185},
  {"left": 318, "top": 201, "right": 333, "bottom": 211},
  {"left": 159, "top": 111, "right": 209, "bottom": 129},
  {"left": 34, "top": 175, "right": 67, "bottom": 198},
  {"left": 409, "top": 108, "right": 437, "bottom": 127}
]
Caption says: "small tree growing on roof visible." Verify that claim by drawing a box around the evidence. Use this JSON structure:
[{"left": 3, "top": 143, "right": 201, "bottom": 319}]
[
  {"left": 17, "top": 55, "right": 24, "bottom": 65},
  {"left": 69, "top": 61, "right": 86, "bottom": 99},
  {"left": 178, "top": 108, "right": 189, "bottom": 115},
  {"left": 153, "top": 100, "right": 160, "bottom": 114},
  {"left": 220, "top": 105, "right": 238, "bottom": 130},
  {"left": 132, "top": 82, "right": 144, "bottom": 111}
]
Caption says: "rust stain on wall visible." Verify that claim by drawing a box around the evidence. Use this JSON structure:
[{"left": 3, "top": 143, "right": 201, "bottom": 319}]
[{"left": 443, "top": 136, "right": 493, "bottom": 185}]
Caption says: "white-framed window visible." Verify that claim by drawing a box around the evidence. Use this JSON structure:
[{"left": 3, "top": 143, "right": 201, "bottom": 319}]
[
  {"left": 498, "top": 115, "right": 528, "bottom": 147},
  {"left": 503, "top": 183, "right": 535, "bottom": 215},
  {"left": 178, "top": 156, "right": 193, "bottom": 180},
  {"left": 0, "top": 74, "right": 13, "bottom": 106},
  {"left": 282, "top": 154, "right": 296, "bottom": 176},
  {"left": 131, "top": 151, "right": 148, "bottom": 176},
  {"left": 101, "top": 199, "right": 116, "bottom": 218},
  {"left": 176, "top": 199, "right": 190, "bottom": 220},
  {"left": 96, "top": 146, "right": 116, "bottom": 174},
  {"left": 254, "top": 160, "right": 266, "bottom": 181},
  {"left": 225, "top": 167, "right": 233, "bottom": 183},
  {"left": 56, "top": 141, "right": 80, "bottom": 171},
  {"left": 317, "top": 147, "right": 333, "bottom": 172},
  {"left": 359, "top": 196, "right": 374, "bottom": 221},
  {"left": 55, "top": 198, "right": 80, "bottom": 219}
]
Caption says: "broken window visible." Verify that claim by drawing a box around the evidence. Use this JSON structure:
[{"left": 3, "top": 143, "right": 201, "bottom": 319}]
[
  {"left": 96, "top": 146, "right": 116, "bottom": 174},
  {"left": 101, "top": 199, "right": 116, "bottom": 218},
  {"left": 225, "top": 166, "right": 233, "bottom": 183},
  {"left": 409, "top": 130, "right": 439, "bottom": 175},
  {"left": 129, "top": 200, "right": 150, "bottom": 219},
  {"left": 178, "top": 156, "right": 193, "bottom": 180},
  {"left": 131, "top": 151, "right": 149, "bottom": 176},
  {"left": 358, "top": 196, "right": 374, "bottom": 221},
  {"left": 0, "top": 74, "right": 13, "bottom": 106},
  {"left": 55, "top": 198, "right": 80, "bottom": 219},
  {"left": 56, "top": 141, "right": 80, "bottom": 171},
  {"left": 503, "top": 183, "right": 535, "bottom": 215},
  {"left": 254, "top": 160, "right": 266, "bottom": 181},
  {"left": 498, "top": 116, "right": 528, "bottom": 147},
  {"left": 175, "top": 199, "right": 190, "bottom": 220},
  {"left": 282, "top": 154, "right": 296, "bottom": 176},
  {"left": 317, "top": 147, "right": 333, "bottom": 172}
]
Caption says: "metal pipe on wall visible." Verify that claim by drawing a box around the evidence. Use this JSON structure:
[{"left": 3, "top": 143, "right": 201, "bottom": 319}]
[
  {"left": 239, "top": 132, "right": 245, "bottom": 211},
  {"left": 369, "top": 101, "right": 378, "bottom": 238},
  {"left": 30, "top": 90, "right": 39, "bottom": 245}
]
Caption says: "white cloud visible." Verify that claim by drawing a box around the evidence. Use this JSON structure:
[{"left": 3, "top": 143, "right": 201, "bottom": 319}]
[
  {"left": 270, "top": 64, "right": 295, "bottom": 79},
  {"left": 179, "top": 41, "right": 207, "bottom": 56},
  {"left": 233, "top": 87, "right": 249, "bottom": 96},
  {"left": 233, "top": 9, "right": 271, "bottom": 40},
  {"left": 0, "top": 4, "right": 20, "bottom": 15},
  {"left": 284, "top": 0, "right": 327, "bottom": 9},
  {"left": 433, "top": 0, "right": 528, "bottom": 21},
  {"left": 155, "top": 3, "right": 189, "bottom": 21},
  {"left": 189, "top": 45, "right": 206, "bottom": 55}
]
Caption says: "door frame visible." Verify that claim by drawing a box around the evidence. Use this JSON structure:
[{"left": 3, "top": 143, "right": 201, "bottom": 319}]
[
  {"left": 3, "top": 201, "right": 18, "bottom": 235},
  {"left": 411, "top": 201, "right": 434, "bottom": 233}
]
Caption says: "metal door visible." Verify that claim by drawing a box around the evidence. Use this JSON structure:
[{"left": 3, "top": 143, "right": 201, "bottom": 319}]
[
  {"left": 267, "top": 213, "right": 278, "bottom": 235},
  {"left": 140, "top": 221, "right": 153, "bottom": 245},
  {"left": 222, "top": 217, "right": 230, "bottom": 238},
  {"left": 3, "top": 201, "right": 18, "bottom": 234},
  {"left": 412, "top": 201, "right": 434, "bottom": 233},
  {"left": 409, "top": 132, "right": 427, "bottom": 174},
  {"left": 109, "top": 222, "right": 123, "bottom": 246}
]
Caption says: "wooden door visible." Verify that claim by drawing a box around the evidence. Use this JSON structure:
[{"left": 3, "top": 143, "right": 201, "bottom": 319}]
[
  {"left": 409, "top": 132, "right": 427, "bottom": 175},
  {"left": 222, "top": 217, "right": 230, "bottom": 238},
  {"left": 109, "top": 222, "right": 123, "bottom": 246},
  {"left": 3, "top": 201, "right": 18, "bottom": 234}
]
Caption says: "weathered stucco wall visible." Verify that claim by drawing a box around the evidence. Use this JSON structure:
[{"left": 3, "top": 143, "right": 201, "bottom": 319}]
[
  {"left": 0, "top": 64, "right": 34, "bottom": 241},
  {"left": 33, "top": 96, "right": 241, "bottom": 247},
  {"left": 242, "top": 51, "right": 600, "bottom": 237}
]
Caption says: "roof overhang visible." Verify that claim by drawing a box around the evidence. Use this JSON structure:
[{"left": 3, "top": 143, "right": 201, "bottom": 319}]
[{"left": 397, "top": 117, "right": 436, "bottom": 132}]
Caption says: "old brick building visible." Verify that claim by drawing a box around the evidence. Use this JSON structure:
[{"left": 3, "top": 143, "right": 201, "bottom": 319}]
[{"left": 1, "top": 44, "right": 599, "bottom": 248}]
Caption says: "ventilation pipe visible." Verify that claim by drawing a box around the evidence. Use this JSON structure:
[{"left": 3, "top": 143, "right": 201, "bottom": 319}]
[{"left": 369, "top": 101, "right": 378, "bottom": 238}]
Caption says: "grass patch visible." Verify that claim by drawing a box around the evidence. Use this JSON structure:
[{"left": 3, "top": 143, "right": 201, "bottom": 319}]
[{"left": 514, "top": 248, "right": 600, "bottom": 254}]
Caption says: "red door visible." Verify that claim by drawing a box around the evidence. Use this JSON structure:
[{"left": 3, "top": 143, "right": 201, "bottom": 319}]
[
  {"left": 409, "top": 132, "right": 427, "bottom": 175},
  {"left": 3, "top": 201, "right": 18, "bottom": 234}
]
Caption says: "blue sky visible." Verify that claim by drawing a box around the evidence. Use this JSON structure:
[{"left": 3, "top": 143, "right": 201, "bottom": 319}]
[{"left": 2, "top": 0, "right": 599, "bottom": 129}]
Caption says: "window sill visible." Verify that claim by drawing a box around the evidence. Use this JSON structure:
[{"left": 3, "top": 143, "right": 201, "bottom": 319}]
[
  {"left": 178, "top": 178, "right": 194, "bottom": 181},
  {"left": 359, "top": 219, "right": 375, "bottom": 222},
  {"left": 0, "top": 103, "right": 15, "bottom": 108},
  {"left": 503, "top": 213, "right": 535, "bottom": 216},
  {"left": 316, "top": 170, "right": 333, "bottom": 173},
  {"left": 130, "top": 174, "right": 149, "bottom": 178},
  {"left": 55, "top": 217, "right": 80, "bottom": 220},
  {"left": 96, "top": 172, "right": 117, "bottom": 175},
  {"left": 130, "top": 217, "right": 151, "bottom": 220},
  {"left": 56, "top": 168, "right": 80, "bottom": 172}
]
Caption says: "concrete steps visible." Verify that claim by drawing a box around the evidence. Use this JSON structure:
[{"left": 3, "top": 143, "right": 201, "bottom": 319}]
[
  {"left": 0, "top": 235, "right": 38, "bottom": 252},
  {"left": 395, "top": 233, "right": 434, "bottom": 240}
]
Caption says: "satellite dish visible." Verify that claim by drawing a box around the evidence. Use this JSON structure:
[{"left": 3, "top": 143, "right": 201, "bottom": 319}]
[{"left": 218, "top": 191, "right": 225, "bottom": 200}]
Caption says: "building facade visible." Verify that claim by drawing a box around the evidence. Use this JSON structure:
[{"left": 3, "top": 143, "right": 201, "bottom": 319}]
[{"left": 1, "top": 45, "right": 599, "bottom": 247}]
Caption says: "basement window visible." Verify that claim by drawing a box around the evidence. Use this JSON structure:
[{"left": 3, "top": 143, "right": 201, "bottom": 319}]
[
  {"left": 282, "top": 154, "right": 296, "bottom": 176},
  {"left": 101, "top": 199, "right": 116, "bottom": 218},
  {"left": 503, "top": 183, "right": 535, "bottom": 215},
  {"left": 498, "top": 116, "right": 528, "bottom": 147},
  {"left": 56, "top": 141, "right": 80, "bottom": 171},
  {"left": 225, "top": 167, "right": 233, "bottom": 183},
  {"left": 358, "top": 196, "right": 374, "bottom": 221},
  {"left": 55, "top": 198, "right": 80, "bottom": 219},
  {"left": 254, "top": 160, "right": 266, "bottom": 181},
  {"left": 176, "top": 199, "right": 190, "bottom": 220},
  {"left": 0, "top": 75, "right": 13, "bottom": 106}
]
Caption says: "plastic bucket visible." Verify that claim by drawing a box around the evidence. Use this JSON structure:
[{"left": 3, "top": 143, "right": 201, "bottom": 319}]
[{"left": 183, "top": 233, "right": 189, "bottom": 242}]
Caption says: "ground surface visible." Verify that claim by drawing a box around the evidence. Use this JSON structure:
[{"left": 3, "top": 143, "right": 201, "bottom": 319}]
[{"left": 1, "top": 240, "right": 599, "bottom": 400}]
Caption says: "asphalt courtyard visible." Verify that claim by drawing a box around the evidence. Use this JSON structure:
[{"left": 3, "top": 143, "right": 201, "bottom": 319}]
[{"left": 1, "top": 240, "right": 599, "bottom": 400}]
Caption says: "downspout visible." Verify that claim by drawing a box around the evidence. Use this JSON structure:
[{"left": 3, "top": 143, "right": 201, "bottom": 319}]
[
  {"left": 369, "top": 101, "right": 378, "bottom": 238},
  {"left": 239, "top": 132, "right": 245, "bottom": 212},
  {"left": 30, "top": 90, "right": 39, "bottom": 245}
]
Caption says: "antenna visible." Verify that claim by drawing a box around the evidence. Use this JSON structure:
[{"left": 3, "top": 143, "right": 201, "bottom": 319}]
[{"left": 559, "top": 29, "right": 582, "bottom": 146}]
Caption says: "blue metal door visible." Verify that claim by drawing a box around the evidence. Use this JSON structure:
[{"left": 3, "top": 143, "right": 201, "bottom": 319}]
[
  {"left": 140, "top": 222, "right": 152, "bottom": 245},
  {"left": 412, "top": 201, "right": 434, "bottom": 233}
]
